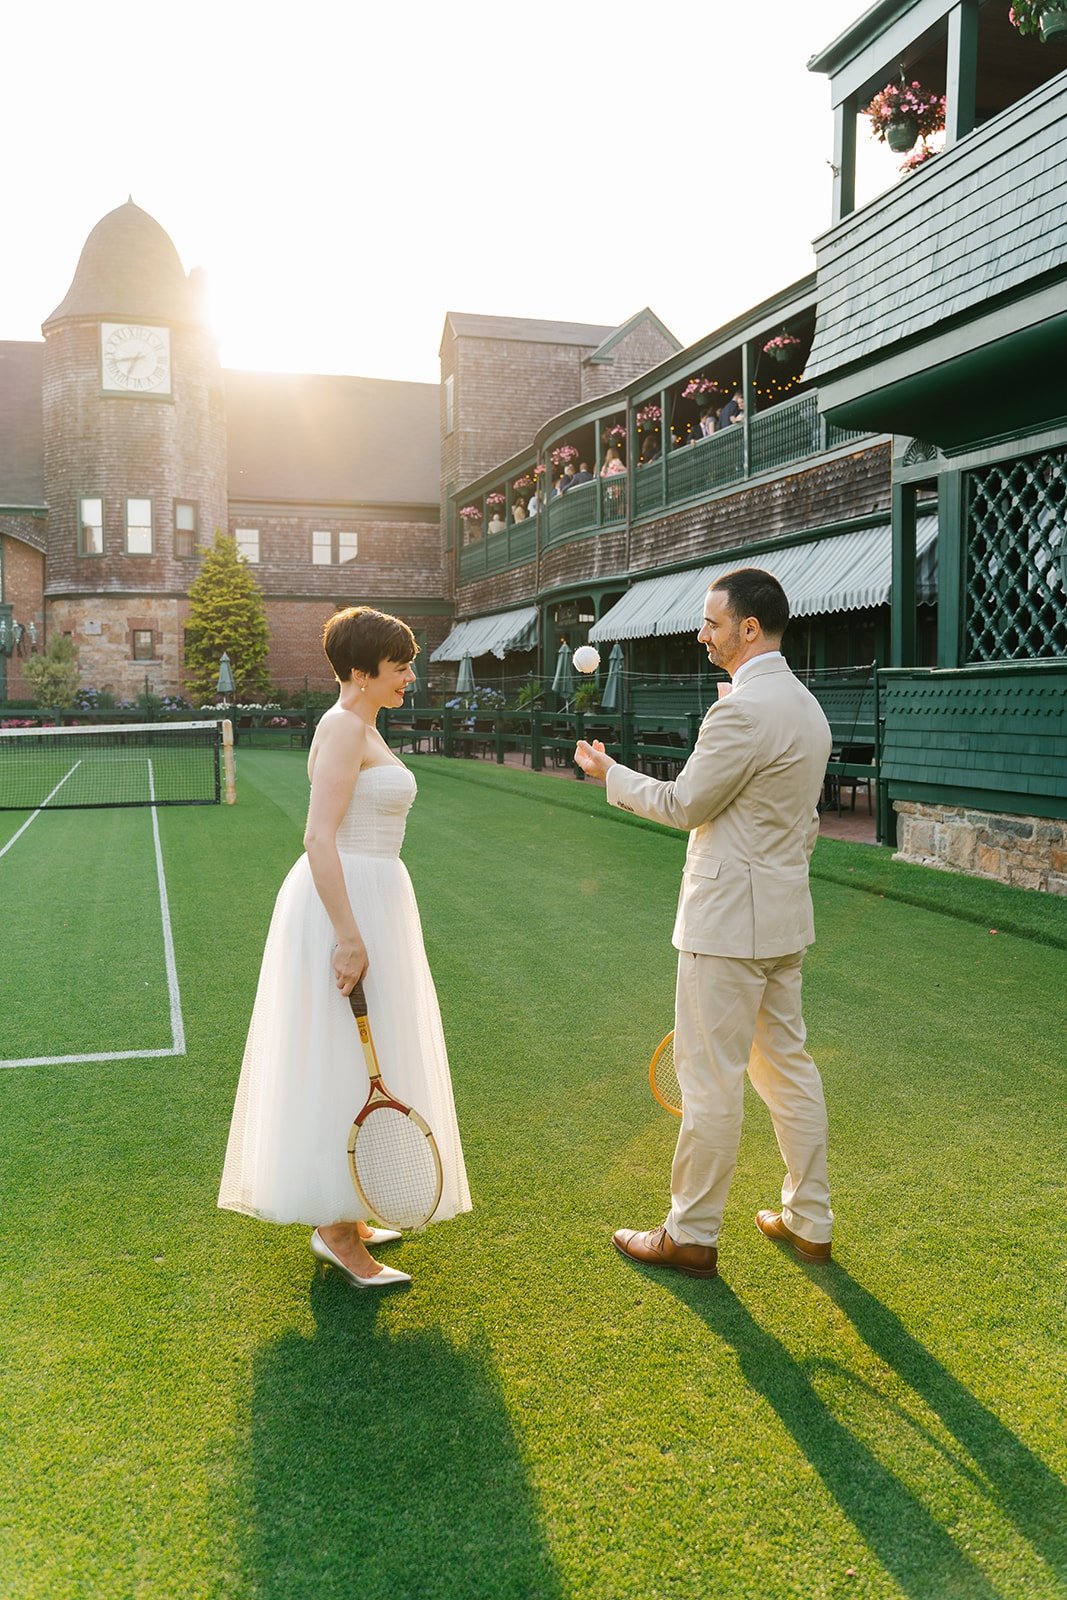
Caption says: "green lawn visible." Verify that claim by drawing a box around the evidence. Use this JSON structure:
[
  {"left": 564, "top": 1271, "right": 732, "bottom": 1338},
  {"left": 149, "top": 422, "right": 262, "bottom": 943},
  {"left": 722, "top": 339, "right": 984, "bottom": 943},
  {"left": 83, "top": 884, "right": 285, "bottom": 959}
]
[{"left": 1, "top": 751, "right": 1065, "bottom": 1599}]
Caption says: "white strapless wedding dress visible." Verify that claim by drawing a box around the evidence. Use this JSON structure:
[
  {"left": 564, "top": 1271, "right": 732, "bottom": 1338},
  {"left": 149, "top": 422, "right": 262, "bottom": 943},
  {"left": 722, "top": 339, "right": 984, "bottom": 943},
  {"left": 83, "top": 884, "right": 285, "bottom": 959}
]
[{"left": 218, "top": 757, "right": 471, "bottom": 1226}]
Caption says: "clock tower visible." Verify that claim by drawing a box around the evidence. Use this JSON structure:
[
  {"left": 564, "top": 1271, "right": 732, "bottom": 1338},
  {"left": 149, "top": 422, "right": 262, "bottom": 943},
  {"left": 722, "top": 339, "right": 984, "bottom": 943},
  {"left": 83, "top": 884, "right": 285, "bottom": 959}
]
[{"left": 41, "top": 198, "right": 228, "bottom": 697}]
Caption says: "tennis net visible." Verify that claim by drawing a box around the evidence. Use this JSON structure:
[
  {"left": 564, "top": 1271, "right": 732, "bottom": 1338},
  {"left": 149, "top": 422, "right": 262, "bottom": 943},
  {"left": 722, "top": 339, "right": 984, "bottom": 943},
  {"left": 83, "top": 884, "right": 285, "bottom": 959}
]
[{"left": 0, "top": 721, "right": 225, "bottom": 811}]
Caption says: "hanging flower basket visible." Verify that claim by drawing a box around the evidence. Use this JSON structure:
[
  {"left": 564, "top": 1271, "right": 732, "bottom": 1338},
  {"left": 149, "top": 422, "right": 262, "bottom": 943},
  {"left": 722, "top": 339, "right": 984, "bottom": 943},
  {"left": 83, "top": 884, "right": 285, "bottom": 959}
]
[
  {"left": 1010, "top": 1, "right": 1067, "bottom": 38},
  {"left": 458, "top": 505, "right": 482, "bottom": 522},
  {"left": 512, "top": 473, "right": 535, "bottom": 493},
  {"left": 682, "top": 376, "right": 721, "bottom": 407},
  {"left": 635, "top": 403, "right": 662, "bottom": 432},
  {"left": 550, "top": 443, "right": 579, "bottom": 469},
  {"left": 899, "top": 140, "right": 939, "bottom": 175},
  {"left": 762, "top": 334, "right": 802, "bottom": 364},
  {"left": 603, "top": 422, "right": 626, "bottom": 447},
  {"left": 864, "top": 80, "right": 944, "bottom": 149},
  {"left": 885, "top": 116, "right": 919, "bottom": 151},
  {"left": 486, "top": 491, "right": 505, "bottom": 508}
]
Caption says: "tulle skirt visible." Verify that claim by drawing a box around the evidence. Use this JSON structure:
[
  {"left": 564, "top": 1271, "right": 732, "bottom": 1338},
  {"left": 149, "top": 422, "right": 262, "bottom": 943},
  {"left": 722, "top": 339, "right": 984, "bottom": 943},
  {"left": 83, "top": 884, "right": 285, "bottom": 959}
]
[{"left": 218, "top": 851, "right": 471, "bottom": 1226}]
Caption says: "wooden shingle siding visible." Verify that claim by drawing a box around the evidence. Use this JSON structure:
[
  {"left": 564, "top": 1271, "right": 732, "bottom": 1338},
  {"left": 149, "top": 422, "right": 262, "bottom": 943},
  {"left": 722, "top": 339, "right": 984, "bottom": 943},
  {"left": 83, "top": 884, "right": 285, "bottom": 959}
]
[
  {"left": 880, "top": 665, "right": 1067, "bottom": 814},
  {"left": 807, "top": 75, "right": 1067, "bottom": 383}
]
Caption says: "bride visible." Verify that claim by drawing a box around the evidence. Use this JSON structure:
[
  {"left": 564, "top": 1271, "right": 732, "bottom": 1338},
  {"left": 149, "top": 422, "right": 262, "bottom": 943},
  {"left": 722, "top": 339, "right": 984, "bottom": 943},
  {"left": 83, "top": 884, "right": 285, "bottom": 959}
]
[{"left": 218, "top": 606, "right": 471, "bottom": 1286}]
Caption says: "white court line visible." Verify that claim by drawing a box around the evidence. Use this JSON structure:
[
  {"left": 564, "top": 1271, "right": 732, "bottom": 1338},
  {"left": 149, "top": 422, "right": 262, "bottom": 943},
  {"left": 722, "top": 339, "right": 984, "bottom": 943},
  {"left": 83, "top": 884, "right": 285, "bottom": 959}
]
[
  {"left": 0, "top": 758, "right": 187, "bottom": 1068},
  {"left": 0, "top": 761, "right": 82, "bottom": 860}
]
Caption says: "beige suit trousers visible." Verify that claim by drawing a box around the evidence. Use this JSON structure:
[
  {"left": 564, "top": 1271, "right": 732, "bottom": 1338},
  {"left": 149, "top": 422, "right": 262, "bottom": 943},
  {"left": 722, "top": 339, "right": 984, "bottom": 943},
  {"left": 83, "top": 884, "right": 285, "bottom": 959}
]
[{"left": 665, "top": 949, "right": 832, "bottom": 1248}]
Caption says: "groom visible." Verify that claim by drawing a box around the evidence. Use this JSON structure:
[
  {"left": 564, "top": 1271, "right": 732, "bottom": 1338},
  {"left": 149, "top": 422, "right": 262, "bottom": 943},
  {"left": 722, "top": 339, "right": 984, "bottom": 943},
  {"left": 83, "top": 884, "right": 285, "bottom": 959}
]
[{"left": 574, "top": 568, "right": 834, "bottom": 1278}]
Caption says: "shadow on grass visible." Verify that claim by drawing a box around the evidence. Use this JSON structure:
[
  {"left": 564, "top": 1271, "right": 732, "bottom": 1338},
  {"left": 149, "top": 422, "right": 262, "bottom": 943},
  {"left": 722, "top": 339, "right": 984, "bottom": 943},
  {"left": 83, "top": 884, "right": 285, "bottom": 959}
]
[
  {"left": 820, "top": 1264, "right": 1067, "bottom": 1587},
  {"left": 248, "top": 1271, "right": 562, "bottom": 1600},
  {"left": 658, "top": 1271, "right": 1005, "bottom": 1600}
]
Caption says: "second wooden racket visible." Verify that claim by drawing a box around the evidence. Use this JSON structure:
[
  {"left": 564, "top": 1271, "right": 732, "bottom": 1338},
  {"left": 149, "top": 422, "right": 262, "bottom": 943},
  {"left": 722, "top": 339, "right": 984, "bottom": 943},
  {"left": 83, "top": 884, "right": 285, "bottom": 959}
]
[{"left": 649, "top": 1030, "right": 682, "bottom": 1116}]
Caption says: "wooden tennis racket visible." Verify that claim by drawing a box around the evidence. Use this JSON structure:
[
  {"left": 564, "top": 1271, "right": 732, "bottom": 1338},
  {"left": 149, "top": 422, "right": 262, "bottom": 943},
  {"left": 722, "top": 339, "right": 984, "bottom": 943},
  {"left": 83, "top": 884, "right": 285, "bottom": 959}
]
[
  {"left": 649, "top": 1030, "right": 682, "bottom": 1116},
  {"left": 346, "top": 981, "right": 443, "bottom": 1229}
]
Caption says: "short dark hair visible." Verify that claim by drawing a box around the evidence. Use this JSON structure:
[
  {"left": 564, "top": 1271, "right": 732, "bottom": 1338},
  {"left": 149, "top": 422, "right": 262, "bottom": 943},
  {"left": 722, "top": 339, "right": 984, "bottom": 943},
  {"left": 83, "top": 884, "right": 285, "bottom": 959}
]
[
  {"left": 710, "top": 568, "right": 789, "bottom": 638},
  {"left": 322, "top": 606, "right": 418, "bottom": 681}
]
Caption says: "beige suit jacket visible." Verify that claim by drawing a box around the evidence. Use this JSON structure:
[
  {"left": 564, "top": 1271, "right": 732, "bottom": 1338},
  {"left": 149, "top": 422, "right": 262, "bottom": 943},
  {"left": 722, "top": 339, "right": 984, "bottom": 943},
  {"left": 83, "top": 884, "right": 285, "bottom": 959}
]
[{"left": 605, "top": 657, "right": 832, "bottom": 959}]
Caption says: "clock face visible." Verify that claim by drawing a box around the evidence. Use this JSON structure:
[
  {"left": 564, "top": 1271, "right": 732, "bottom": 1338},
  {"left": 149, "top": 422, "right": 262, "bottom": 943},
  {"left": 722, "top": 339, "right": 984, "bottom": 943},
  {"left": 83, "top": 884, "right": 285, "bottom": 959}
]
[{"left": 100, "top": 322, "right": 172, "bottom": 395}]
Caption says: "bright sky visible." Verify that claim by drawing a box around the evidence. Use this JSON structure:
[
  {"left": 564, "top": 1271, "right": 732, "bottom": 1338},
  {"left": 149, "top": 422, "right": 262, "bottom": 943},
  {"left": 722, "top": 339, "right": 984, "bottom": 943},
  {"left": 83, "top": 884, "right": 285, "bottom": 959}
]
[{"left": 2, "top": 1, "right": 900, "bottom": 386}]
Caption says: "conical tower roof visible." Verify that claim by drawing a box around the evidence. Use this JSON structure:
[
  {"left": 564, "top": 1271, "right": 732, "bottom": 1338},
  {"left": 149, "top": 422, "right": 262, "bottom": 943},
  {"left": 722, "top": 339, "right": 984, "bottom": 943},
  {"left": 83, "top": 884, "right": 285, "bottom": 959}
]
[{"left": 43, "top": 198, "right": 196, "bottom": 329}]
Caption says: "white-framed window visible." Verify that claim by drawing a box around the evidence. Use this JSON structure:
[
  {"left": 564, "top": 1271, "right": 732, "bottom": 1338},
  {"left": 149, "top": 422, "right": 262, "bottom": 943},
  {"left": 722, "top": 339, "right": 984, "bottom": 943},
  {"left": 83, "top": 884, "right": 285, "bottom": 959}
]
[
  {"left": 235, "top": 528, "right": 260, "bottom": 563},
  {"left": 444, "top": 374, "right": 454, "bottom": 435},
  {"left": 311, "top": 530, "right": 359, "bottom": 565},
  {"left": 175, "top": 501, "right": 198, "bottom": 559},
  {"left": 132, "top": 628, "right": 155, "bottom": 661},
  {"left": 126, "top": 498, "right": 153, "bottom": 555},
  {"left": 79, "top": 496, "right": 104, "bottom": 556}
]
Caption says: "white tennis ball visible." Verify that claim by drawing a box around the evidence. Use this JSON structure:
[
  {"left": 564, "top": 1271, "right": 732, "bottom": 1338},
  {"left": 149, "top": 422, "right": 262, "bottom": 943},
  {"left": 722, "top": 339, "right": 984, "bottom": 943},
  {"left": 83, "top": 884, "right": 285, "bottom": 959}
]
[{"left": 573, "top": 645, "right": 601, "bottom": 674}]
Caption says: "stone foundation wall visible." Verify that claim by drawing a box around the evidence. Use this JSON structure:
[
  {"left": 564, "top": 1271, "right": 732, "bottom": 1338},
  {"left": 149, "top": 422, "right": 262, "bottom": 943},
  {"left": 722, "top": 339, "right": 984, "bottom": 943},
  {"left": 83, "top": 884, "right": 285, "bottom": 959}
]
[{"left": 893, "top": 801, "right": 1067, "bottom": 895}]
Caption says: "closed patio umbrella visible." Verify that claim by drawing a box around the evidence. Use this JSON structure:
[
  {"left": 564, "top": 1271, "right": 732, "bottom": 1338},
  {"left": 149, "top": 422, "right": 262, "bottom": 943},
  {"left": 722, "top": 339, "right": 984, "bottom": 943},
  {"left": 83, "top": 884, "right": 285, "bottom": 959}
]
[
  {"left": 600, "top": 641, "right": 624, "bottom": 712},
  {"left": 216, "top": 652, "right": 236, "bottom": 696},
  {"left": 550, "top": 639, "right": 574, "bottom": 702},
  {"left": 455, "top": 652, "right": 475, "bottom": 696}
]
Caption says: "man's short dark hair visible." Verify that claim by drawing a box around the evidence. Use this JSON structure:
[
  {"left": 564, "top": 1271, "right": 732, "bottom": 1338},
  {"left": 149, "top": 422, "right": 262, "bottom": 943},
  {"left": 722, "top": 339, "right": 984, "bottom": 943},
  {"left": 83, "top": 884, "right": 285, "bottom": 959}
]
[
  {"left": 322, "top": 605, "right": 418, "bottom": 681},
  {"left": 710, "top": 568, "right": 789, "bottom": 638}
]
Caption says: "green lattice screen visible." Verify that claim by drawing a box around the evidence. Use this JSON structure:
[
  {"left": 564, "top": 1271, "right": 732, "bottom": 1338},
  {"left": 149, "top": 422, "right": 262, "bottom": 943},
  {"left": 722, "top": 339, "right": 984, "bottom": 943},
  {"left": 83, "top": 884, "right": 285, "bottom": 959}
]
[{"left": 966, "top": 451, "right": 1067, "bottom": 662}]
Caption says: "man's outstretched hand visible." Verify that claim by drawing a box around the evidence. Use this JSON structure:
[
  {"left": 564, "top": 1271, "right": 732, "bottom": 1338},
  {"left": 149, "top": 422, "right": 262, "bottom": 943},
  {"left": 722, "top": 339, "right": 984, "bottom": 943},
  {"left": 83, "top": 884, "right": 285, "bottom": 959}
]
[{"left": 574, "top": 739, "right": 616, "bottom": 781}]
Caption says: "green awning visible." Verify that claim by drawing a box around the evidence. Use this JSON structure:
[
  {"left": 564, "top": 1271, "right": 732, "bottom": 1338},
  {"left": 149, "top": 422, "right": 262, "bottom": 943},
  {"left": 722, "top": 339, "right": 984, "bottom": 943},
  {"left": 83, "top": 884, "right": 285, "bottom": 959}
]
[
  {"left": 589, "top": 518, "right": 937, "bottom": 642},
  {"left": 430, "top": 606, "right": 539, "bottom": 662}
]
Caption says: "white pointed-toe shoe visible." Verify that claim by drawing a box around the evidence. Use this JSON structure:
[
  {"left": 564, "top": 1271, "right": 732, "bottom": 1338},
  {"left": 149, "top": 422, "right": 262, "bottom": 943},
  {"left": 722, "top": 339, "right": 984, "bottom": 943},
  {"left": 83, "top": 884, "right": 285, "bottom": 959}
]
[
  {"left": 360, "top": 1226, "right": 402, "bottom": 1246},
  {"left": 310, "top": 1229, "right": 411, "bottom": 1288}
]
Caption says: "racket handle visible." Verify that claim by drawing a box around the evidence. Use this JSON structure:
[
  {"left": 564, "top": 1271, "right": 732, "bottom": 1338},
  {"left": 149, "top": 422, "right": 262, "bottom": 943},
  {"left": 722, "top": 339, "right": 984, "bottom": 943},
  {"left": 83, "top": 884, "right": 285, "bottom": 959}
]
[{"left": 348, "top": 981, "right": 368, "bottom": 1019}]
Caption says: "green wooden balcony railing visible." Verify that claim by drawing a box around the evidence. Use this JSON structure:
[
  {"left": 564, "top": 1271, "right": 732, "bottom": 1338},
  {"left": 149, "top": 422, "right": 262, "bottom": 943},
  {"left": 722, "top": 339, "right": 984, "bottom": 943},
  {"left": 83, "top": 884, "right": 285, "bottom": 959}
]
[
  {"left": 457, "top": 393, "right": 871, "bottom": 587},
  {"left": 458, "top": 518, "right": 537, "bottom": 581}
]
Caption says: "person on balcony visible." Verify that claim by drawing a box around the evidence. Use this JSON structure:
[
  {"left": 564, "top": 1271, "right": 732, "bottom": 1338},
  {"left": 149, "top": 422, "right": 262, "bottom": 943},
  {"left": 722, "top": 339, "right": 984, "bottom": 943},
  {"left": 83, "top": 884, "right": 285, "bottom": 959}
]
[
  {"left": 699, "top": 404, "right": 720, "bottom": 437},
  {"left": 570, "top": 461, "right": 594, "bottom": 487},
  {"left": 600, "top": 447, "right": 626, "bottom": 477},
  {"left": 487, "top": 510, "right": 505, "bottom": 534},
  {"left": 718, "top": 389, "right": 744, "bottom": 428},
  {"left": 528, "top": 489, "right": 539, "bottom": 516},
  {"left": 512, "top": 500, "right": 527, "bottom": 522},
  {"left": 552, "top": 475, "right": 567, "bottom": 497},
  {"left": 639, "top": 431, "right": 661, "bottom": 466}
]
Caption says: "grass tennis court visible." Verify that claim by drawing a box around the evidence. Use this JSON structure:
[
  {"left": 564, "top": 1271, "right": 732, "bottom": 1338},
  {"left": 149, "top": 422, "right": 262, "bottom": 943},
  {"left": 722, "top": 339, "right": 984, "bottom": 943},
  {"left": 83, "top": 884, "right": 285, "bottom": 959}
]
[{"left": 1, "top": 750, "right": 1065, "bottom": 1599}]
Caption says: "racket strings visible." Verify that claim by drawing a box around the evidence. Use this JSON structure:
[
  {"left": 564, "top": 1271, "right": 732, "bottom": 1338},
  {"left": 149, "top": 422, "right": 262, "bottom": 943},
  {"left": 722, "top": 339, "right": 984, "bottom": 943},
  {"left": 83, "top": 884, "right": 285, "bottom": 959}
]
[
  {"left": 652, "top": 1034, "right": 682, "bottom": 1114},
  {"left": 350, "top": 1107, "right": 441, "bottom": 1229}
]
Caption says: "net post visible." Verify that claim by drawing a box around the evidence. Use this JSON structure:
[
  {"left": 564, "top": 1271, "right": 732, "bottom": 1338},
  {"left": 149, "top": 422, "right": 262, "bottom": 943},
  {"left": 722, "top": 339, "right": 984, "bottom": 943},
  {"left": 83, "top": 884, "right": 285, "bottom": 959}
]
[{"left": 221, "top": 719, "right": 237, "bottom": 804}]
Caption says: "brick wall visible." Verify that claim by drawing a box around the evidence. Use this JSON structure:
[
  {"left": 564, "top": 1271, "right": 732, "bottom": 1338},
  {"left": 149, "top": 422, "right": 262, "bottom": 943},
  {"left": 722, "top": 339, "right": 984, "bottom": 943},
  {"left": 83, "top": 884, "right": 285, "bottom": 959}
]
[
  {"left": 0, "top": 531, "right": 46, "bottom": 699},
  {"left": 227, "top": 509, "right": 446, "bottom": 602},
  {"left": 42, "top": 320, "right": 229, "bottom": 598}
]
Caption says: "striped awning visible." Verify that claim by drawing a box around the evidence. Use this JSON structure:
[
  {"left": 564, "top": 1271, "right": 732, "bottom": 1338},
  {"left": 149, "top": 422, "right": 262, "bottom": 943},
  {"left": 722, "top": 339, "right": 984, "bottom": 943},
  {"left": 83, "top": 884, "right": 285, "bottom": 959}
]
[
  {"left": 590, "top": 517, "right": 938, "bottom": 642},
  {"left": 430, "top": 605, "right": 539, "bottom": 662}
]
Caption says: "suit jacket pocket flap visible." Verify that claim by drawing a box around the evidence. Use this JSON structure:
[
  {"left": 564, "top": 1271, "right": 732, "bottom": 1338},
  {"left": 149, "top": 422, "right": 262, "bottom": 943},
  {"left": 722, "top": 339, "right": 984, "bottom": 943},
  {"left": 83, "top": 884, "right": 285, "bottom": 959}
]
[{"left": 686, "top": 855, "right": 722, "bottom": 880}]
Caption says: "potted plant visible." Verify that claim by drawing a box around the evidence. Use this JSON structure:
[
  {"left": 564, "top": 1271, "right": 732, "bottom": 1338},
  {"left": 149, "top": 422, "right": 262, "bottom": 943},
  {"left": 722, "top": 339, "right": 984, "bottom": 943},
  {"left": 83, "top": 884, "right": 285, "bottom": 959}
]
[
  {"left": 512, "top": 472, "right": 535, "bottom": 494},
  {"left": 603, "top": 422, "right": 626, "bottom": 448},
  {"left": 1009, "top": 0, "right": 1067, "bottom": 39},
  {"left": 550, "top": 443, "right": 579, "bottom": 469},
  {"left": 458, "top": 504, "right": 482, "bottom": 523},
  {"left": 761, "top": 334, "right": 803, "bottom": 364},
  {"left": 636, "top": 402, "right": 662, "bottom": 433},
  {"left": 863, "top": 78, "right": 945, "bottom": 152},
  {"left": 573, "top": 682, "right": 599, "bottom": 714},
  {"left": 486, "top": 491, "right": 505, "bottom": 509}
]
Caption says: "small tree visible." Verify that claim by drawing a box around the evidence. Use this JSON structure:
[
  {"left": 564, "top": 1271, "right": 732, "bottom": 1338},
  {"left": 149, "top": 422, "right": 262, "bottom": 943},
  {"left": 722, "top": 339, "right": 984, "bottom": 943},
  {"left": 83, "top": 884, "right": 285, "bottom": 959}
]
[
  {"left": 22, "top": 634, "right": 80, "bottom": 707},
  {"left": 183, "top": 532, "right": 271, "bottom": 702}
]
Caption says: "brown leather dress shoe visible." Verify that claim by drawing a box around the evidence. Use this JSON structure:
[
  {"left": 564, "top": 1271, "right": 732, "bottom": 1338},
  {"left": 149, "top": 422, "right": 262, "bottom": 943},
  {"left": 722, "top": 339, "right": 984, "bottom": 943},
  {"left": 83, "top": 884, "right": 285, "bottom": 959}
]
[
  {"left": 755, "top": 1209, "right": 831, "bottom": 1263},
  {"left": 613, "top": 1224, "right": 718, "bottom": 1278}
]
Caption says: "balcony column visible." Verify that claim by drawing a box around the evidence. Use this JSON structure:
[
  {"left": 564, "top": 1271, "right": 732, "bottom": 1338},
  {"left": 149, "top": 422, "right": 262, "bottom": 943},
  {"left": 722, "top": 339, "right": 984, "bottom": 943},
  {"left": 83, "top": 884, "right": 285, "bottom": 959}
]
[
  {"left": 831, "top": 96, "right": 857, "bottom": 223},
  {"left": 936, "top": 470, "right": 966, "bottom": 667},
  {"left": 891, "top": 481, "right": 918, "bottom": 666},
  {"left": 741, "top": 342, "right": 753, "bottom": 478},
  {"left": 945, "top": 0, "right": 979, "bottom": 146}
]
